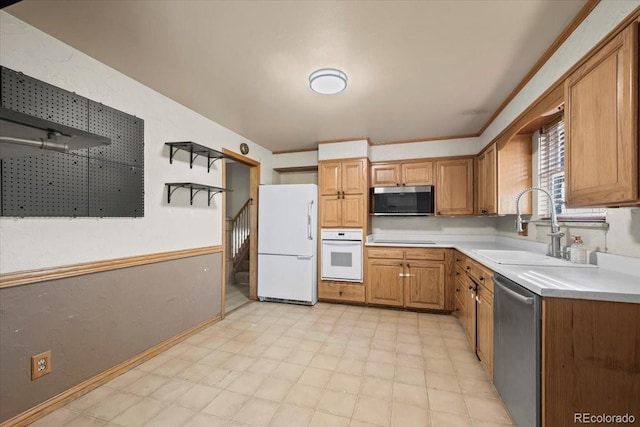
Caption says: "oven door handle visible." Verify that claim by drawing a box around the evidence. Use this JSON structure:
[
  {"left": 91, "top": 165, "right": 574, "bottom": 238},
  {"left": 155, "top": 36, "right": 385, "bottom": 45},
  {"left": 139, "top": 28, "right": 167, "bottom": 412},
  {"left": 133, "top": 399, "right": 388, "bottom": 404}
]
[
  {"left": 322, "top": 241, "right": 361, "bottom": 246},
  {"left": 307, "top": 200, "right": 314, "bottom": 240}
]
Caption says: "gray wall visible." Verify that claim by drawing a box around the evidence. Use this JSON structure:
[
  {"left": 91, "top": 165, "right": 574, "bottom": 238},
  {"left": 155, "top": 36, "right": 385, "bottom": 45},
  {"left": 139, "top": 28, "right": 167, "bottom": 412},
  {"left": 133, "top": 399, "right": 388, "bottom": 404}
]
[{"left": 0, "top": 252, "right": 222, "bottom": 422}]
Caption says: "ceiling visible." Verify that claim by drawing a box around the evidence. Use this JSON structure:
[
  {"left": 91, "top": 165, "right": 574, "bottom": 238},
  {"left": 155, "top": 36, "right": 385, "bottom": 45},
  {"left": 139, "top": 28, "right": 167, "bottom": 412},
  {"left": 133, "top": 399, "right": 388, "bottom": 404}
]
[{"left": 5, "top": 0, "right": 588, "bottom": 153}]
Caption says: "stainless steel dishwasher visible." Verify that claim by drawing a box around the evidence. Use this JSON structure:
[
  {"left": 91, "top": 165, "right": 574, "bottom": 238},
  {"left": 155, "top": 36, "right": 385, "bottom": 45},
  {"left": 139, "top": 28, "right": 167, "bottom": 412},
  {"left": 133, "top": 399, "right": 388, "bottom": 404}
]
[{"left": 493, "top": 274, "right": 541, "bottom": 427}]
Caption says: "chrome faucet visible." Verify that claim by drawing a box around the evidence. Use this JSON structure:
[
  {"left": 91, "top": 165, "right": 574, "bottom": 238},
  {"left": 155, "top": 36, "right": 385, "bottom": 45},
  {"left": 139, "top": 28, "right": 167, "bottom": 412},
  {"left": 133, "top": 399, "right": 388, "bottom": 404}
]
[{"left": 515, "top": 187, "right": 564, "bottom": 258}]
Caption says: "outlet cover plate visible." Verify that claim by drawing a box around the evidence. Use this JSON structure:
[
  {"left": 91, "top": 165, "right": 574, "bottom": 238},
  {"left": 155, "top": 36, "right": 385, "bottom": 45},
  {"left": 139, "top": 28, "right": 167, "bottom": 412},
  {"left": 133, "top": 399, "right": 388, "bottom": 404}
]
[{"left": 31, "top": 350, "right": 52, "bottom": 380}]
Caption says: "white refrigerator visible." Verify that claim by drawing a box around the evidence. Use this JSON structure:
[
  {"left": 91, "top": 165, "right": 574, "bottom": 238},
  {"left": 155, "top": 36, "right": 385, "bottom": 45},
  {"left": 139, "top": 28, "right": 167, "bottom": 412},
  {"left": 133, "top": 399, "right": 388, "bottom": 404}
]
[{"left": 258, "top": 184, "right": 318, "bottom": 305}]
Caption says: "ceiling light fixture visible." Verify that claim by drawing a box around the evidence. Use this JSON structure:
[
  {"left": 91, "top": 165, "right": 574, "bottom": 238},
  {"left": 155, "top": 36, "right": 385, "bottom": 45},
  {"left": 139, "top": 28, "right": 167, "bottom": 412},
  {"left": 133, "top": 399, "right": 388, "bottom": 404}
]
[{"left": 309, "top": 68, "right": 347, "bottom": 95}]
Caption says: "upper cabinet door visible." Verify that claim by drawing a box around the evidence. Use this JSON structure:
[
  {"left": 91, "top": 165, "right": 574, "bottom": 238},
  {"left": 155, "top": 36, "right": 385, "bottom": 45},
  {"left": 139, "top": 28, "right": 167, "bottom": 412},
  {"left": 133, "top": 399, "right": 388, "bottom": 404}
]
[
  {"left": 371, "top": 164, "right": 401, "bottom": 187},
  {"left": 402, "top": 161, "right": 434, "bottom": 186},
  {"left": 565, "top": 23, "right": 638, "bottom": 206},
  {"left": 483, "top": 145, "right": 497, "bottom": 215},
  {"left": 319, "top": 195, "right": 342, "bottom": 228},
  {"left": 319, "top": 161, "right": 341, "bottom": 195},
  {"left": 341, "top": 159, "right": 366, "bottom": 194},
  {"left": 435, "top": 158, "right": 474, "bottom": 215}
]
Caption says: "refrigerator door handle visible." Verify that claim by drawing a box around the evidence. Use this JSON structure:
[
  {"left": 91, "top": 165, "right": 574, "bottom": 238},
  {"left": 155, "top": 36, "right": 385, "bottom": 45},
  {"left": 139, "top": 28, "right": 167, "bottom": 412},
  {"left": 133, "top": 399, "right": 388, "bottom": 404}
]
[{"left": 307, "top": 200, "right": 314, "bottom": 240}]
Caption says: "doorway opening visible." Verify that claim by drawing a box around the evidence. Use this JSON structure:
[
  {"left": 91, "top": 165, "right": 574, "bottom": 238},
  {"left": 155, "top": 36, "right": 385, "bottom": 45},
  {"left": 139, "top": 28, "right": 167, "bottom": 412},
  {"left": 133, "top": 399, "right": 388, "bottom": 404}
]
[{"left": 222, "top": 149, "right": 259, "bottom": 316}]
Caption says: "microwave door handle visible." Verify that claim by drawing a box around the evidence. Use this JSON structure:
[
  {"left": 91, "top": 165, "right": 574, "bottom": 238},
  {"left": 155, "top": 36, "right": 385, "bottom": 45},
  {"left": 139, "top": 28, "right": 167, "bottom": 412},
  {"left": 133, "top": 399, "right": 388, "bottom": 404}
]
[{"left": 307, "top": 200, "right": 313, "bottom": 240}]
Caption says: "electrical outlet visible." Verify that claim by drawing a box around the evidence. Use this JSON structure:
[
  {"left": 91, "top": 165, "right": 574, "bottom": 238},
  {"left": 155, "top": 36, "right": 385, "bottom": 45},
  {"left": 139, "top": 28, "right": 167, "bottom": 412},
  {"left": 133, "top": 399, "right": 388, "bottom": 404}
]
[{"left": 31, "top": 350, "right": 52, "bottom": 380}]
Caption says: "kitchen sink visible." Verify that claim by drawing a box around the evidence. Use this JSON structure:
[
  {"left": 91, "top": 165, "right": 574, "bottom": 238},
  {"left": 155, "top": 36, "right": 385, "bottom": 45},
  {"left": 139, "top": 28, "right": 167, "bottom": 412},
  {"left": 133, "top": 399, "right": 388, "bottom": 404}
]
[{"left": 472, "top": 249, "right": 597, "bottom": 268}]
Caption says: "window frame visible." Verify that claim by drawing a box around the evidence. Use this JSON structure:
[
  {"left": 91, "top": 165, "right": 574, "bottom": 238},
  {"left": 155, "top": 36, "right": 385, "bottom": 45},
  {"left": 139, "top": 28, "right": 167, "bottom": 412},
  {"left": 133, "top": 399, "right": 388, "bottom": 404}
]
[{"left": 536, "top": 117, "right": 606, "bottom": 222}]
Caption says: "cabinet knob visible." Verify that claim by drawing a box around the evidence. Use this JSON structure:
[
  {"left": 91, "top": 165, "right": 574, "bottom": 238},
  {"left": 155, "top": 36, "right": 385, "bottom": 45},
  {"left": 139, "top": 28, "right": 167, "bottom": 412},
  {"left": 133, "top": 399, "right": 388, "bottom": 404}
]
[
  {"left": 479, "top": 276, "right": 485, "bottom": 282},
  {"left": 455, "top": 272, "right": 459, "bottom": 276},
  {"left": 455, "top": 288, "right": 460, "bottom": 292},
  {"left": 466, "top": 266, "right": 471, "bottom": 271}
]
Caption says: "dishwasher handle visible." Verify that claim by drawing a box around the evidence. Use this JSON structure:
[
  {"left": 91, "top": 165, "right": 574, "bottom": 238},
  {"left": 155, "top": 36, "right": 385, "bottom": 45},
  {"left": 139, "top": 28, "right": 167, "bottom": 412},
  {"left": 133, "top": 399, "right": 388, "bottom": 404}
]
[{"left": 495, "top": 276, "right": 534, "bottom": 305}]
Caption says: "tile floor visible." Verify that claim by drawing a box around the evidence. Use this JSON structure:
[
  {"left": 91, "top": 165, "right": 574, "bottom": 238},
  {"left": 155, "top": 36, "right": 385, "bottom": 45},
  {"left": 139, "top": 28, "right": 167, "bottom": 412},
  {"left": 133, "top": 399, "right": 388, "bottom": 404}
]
[
  {"left": 30, "top": 302, "right": 514, "bottom": 427},
  {"left": 225, "top": 281, "right": 251, "bottom": 313}
]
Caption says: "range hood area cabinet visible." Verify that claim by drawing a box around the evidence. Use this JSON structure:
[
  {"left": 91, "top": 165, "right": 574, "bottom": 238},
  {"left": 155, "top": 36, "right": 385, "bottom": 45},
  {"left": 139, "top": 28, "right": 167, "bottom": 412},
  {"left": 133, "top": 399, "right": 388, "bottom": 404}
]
[
  {"left": 564, "top": 21, "right": 639, "bottom": 207},
  {"left": 475, "top": 135, "right": 533, "bottom": 216},
  {"left": 370, "top": 160, "right": 433, "bottom": 187}
]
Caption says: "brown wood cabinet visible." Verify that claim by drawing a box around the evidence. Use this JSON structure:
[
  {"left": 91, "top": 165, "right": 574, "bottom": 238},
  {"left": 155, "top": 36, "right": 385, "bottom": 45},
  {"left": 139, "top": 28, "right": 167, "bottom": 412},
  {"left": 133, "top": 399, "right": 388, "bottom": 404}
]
[
  {"left": 564, "top": 22, "right": 639, "bottom": 206},
  {"left": 542, "top": 298, "right": 640, "bottom": 426},
  {"left": 318, "top": 158, "right": 368, "bottom": 227},
  {"left": 475, "top": 277, "right": 494, "bottom": 376},
  {"left": 476, "top": 144, "right": 497, "bottom": 215},
  {"left": 475, "top": 137, "right": 532, "bottom": 215},
  {"left": 367, "top": 259, "right": 405, "bottom": 306},
  {"left": 405, "top": 261, "right": 446, "bottom": 310},
  {"left": 454, "top": 251, "right": 493, "bottom": 376},
  {"left": 370, "top": 160, "right": 433, "bottom": 187},
  {"left": 318, "top": 281, "right": 365, "bottom": 304},
  {"left": 435, "top": 158, "right": 474, "bottom": 215},
  {"left": 366, "top": 247, "right": 451, "bottom": 310},
  {"left": 497, "top": 135, "right": 532, "bottom": 215}
]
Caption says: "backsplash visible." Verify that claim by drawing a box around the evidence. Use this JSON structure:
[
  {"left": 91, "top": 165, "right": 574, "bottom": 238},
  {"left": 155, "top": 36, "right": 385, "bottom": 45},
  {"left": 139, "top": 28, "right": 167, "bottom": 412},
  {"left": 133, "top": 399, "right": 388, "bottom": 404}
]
[
  {"left": 372, "top": 216, "right": 498, "bottom": 235},
  {"left": 496, "top": 207, "right": 640, "bottom": 259}
]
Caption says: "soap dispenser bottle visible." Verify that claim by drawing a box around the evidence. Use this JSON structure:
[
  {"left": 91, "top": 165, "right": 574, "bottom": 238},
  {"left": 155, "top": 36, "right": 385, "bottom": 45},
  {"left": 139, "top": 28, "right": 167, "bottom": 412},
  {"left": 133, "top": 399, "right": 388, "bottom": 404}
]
[{"left": 570, "top": 235, "right": 586, "bottom": 264}]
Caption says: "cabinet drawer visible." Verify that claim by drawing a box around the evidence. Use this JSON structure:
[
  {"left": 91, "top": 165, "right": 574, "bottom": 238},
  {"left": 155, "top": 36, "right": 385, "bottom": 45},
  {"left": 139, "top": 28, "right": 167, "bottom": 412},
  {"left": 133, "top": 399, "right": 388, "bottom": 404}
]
[
  {"left": 454, "top": 252, "right": 468, "bottom": 269},
  {"left": 367, "top": 248, "right": 404, "bottom": 259},
  {"left": 319, "top": 282, "right": 365, "bottom": 303},
  {"left": 476, "top": 266, "right": 494, "bottom": 294},
  {"left": 467, "top": 261, "right": 494, "bottom": 293},
  {"left": 405, "top": 248, "right": 445, "bottom": 261}
]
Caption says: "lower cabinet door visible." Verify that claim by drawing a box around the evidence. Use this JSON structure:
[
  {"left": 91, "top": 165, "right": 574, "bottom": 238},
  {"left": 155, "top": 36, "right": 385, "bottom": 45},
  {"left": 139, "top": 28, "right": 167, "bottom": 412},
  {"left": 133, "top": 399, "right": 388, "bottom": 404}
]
[
  {"left": 367, "top": 260, "right": 404, "bottom": 306},
  {"left": 404, "top": 261, "right": 445, "bottom": 310},
  {"left": 476, "top": 285, "right": 494, "bottom": 376}
]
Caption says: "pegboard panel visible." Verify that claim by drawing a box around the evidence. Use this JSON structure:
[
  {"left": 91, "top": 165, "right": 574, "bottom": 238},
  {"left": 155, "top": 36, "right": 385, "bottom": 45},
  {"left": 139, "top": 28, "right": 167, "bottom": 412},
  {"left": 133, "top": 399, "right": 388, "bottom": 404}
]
[
  {"left": 88, "top": 101, "right": 144, "bottom": 166},
  {"left": 89, "top": 159, "right": 143, "bottom": 217},
  {"left": 1, "top": 152, "right": 88, "bottom": 217},
  {"left": 1, "top": 66, "right": 145, "bottom": 218},
  {"left": 1, "top": 67, "right": 89, "bottom": 130}
]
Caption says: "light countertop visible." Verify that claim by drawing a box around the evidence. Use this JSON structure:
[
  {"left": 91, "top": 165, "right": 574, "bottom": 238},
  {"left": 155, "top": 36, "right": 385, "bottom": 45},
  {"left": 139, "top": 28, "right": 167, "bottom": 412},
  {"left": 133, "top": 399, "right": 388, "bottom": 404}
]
[{"left": 366, "top": 234, "right": 640, "bottom": 304}]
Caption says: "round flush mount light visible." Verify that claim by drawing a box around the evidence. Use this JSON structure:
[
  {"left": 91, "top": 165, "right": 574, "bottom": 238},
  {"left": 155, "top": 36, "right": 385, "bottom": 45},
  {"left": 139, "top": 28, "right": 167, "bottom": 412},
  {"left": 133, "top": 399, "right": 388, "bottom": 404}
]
[{"left": 309, "top": 68, "right": 347, "bottom": 95}]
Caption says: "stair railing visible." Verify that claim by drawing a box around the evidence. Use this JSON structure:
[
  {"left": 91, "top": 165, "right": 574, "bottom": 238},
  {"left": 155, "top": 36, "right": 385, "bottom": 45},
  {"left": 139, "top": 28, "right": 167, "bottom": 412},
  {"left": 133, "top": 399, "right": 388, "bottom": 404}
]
[{"left": 231, "top": 199, "right": 251, "bottom": 267}]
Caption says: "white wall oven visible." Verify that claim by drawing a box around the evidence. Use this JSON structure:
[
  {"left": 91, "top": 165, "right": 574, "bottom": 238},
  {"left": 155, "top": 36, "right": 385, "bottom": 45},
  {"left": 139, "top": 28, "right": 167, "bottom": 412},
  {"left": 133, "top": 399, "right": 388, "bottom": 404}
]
[{"left": 321, "top": 229, "right": 363, "bottom": 282}]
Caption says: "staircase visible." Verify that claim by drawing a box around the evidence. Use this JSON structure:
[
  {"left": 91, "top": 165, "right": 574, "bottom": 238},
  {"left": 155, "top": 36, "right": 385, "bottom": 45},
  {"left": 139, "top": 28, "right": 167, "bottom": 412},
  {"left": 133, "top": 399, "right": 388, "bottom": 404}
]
[
  {"left": 229, "top": 199, "right": 251, "bottom": 285},
  {"left": 234, "top": 255, "right": 250, "bottom": 285}
]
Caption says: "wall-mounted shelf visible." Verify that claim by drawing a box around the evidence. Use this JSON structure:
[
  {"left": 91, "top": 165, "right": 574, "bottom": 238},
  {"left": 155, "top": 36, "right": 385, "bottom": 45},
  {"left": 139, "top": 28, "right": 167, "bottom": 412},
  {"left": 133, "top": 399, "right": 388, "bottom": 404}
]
[
  {"left": 165, "top": 182, "right": 229, "bottom": 206},
  {"left": 165, "top": 141, "right": 231, "bottom": 172}
]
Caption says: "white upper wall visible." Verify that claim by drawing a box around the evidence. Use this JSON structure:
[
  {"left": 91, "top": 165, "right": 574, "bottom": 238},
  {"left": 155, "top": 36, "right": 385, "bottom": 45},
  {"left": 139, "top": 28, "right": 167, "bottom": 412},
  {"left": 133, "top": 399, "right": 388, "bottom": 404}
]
[
  {"left": 369, "top": 137, "right": 480, "bottom": 162},
  {"left": 318, "top": 139, "right": 369, "bottom": 160},
  {"left": 273, "top": 150, "right": 318, "bottom": 168},
  {"left": 479, "top": 0, "right": 639, "bottom": 148},
  {"left": 0, "top": 12, "right": 274, "bottom": 274}
]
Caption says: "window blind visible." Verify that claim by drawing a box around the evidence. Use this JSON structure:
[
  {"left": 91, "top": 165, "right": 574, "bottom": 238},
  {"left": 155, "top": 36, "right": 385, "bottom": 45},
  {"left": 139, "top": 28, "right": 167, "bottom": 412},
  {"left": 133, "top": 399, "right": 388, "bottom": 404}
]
[{"left": 537, "top": 120, "right": 606, "bottom": 219}]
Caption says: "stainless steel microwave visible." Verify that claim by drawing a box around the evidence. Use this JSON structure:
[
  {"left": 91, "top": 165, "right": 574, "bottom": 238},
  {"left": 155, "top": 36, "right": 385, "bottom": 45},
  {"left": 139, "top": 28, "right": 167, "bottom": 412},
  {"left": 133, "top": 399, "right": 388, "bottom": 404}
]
[{"left": 370, "top": 185, "right": 435, "bottom": 216}]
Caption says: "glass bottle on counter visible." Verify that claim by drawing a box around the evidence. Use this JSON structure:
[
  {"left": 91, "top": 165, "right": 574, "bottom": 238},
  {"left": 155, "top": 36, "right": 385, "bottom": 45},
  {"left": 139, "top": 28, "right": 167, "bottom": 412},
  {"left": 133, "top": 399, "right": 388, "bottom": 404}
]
[{"left": 570, "top": 235, "right": 586, "bottom": 264}]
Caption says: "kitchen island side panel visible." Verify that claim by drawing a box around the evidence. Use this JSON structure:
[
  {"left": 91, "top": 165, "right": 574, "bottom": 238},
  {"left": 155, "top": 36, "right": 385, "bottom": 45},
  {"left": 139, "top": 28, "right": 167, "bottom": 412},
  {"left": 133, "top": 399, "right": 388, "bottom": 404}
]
[
  {"left": 542, "top": 297, "right": 640, "bottom": 427},
  {"left": 0, "top": 252, "right": 222, "bottom": 423}
]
